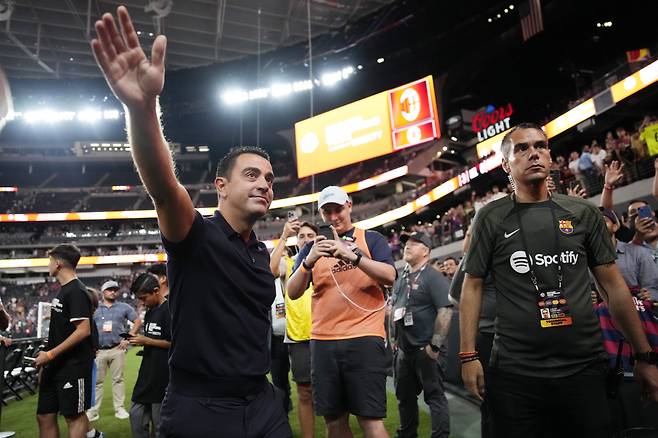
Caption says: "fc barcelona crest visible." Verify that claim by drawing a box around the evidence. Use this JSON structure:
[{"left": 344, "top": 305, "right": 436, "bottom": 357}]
[{"left": 558, "top": 220, "right": 573, "bottom": 234}]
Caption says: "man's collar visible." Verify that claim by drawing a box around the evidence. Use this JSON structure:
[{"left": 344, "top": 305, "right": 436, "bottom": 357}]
[{"left": 213, "top": 210, "right": 259, "bottom": 246}]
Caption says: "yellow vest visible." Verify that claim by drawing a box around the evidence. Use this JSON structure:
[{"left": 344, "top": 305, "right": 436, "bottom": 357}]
[{"left": 284, "top": 255, "right": 313, "bottom": 342}]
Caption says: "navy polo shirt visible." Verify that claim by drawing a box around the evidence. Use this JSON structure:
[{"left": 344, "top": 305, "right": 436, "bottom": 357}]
[{"left": 163, "top": 210, "right": 275, "bottom": 397}]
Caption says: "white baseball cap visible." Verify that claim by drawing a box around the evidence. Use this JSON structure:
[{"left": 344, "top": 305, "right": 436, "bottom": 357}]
[
  {"left": 318, "top": 186, "right": 349, "bottom": 209},
  {"left": 101, "top": 280, "right": 120, "bottom": 291}
]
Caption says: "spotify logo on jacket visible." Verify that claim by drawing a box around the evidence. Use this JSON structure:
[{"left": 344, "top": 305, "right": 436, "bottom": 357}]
[{"left": 509, "top": 250, "right": 579, "bottom": 274}]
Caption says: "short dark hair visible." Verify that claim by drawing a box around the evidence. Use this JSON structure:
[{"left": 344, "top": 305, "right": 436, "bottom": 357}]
[
  {"left": 130, "top": 273, "right": 160, "bottom": 296},
  {"left": 500, "top": 122, "right": 547, "bottom": 160},
  {"left": 215, "top": 146, "right": 270, "bottom": 179},
  {"left": 146, "top": 263, "right": 167, "bottom": 278},
  {"left": 628, "top": 198, "right": 648, "bottom": 207},
  {"left": 298, "top": 222, "right": 319, "bottom": 235},
  {"left": 443, "top": 256, "right": 458, "bottom": 264},
  {"left": 48, "top": 244, "right": 81, "bottom": 269},
  {"left": 86, "top": 287, "right": 100, "bottom": 311}
]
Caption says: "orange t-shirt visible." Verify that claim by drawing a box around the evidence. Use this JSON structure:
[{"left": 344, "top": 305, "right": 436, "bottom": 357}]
[{"left": 310, "top": 228, "right": 386, "bottom": 340}]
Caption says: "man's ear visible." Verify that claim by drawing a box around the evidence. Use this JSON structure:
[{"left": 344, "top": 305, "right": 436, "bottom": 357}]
[
  {"left": 502, "top": 158, "right": 510, "bottom": 175},
  {"left": 215, "top": 177, "right": 228, "bottom": 200}
]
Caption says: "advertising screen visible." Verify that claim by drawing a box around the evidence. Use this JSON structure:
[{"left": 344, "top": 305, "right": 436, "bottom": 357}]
[{"left": 295, "top": 76, "right": 440, "bottom": 177}]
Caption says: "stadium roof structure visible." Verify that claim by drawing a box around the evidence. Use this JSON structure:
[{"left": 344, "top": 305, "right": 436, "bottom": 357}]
[{"left": 0, "top": 0, "right": 395, "bottom": 79}]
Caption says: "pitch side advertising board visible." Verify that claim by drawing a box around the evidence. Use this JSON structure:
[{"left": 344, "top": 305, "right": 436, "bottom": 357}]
[{"left": 294, "top": 76, "right": 440, "bottom": 178}]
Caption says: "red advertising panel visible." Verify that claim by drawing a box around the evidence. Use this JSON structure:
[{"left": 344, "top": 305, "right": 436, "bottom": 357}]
[{"left": 388, "top": 76, "right": 440, "bottom": 151}]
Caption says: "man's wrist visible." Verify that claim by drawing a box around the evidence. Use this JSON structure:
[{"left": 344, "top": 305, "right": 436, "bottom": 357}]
[
  {"left": 125, "top": 98, "right": 158, "bottom": 115},
  {"left": 604, "top": 183, "right": 615, "bottom": 191},
  {"left": 302, "top": 258, "right": 314, "bottom": 271},
  {"left": 634, "top": 351, "right": 658, "bottom": 365}
]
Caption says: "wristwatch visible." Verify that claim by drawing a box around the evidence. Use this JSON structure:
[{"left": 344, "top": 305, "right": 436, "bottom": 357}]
[
  {"left": 633, "top": 351, "right": 658, "bottom": 364},
  {"left": 430, "top": 344, "right": 440, "bottom": 353},
  {"left": 301, "top": 259, "right": 313, "bottom": 271}
]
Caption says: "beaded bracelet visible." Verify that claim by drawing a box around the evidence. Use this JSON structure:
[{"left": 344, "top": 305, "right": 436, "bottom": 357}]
[{"left": 458, "top": 351, "right": 478, "bottom": 359}]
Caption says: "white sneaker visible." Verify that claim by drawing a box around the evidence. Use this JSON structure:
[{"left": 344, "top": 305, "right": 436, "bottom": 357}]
[
  {"left": 114, "top": 408, "right": 129, "bottom": 420},
  {"left": 86, "top": 412, "right": 99, "bottom": 422}
]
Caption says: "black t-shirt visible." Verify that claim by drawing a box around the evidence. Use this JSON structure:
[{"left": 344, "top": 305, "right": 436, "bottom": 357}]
[
  {"left": 464, "top": 194, "right": 615, "bottom": 378},
  {"left": 132, "top": 301, "right": 171, "bottom": 404},
  {"left": 45, "top": 278, "right": 93, "bottom": 380},
  {"left": 391, "top": 264, "right": 451, "bottom": 352},
  {"left": 163, "top": 211, "right": 275, "bottom": 397},
  {"left": 90, "top": 321, "right": 99, "bottom": 353},
  {"left": 449, "top": 259, "right": 496, "bottom": 334}
]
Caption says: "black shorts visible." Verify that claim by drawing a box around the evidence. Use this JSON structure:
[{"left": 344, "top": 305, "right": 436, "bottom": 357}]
[
  {"left": 288, "top": 342, "right": 311, "bottom": 384},
  {"left": 37, "top": 374, "right": 91, "bottom": 417},
  {"left": 311, "top": 336, "right": 387, "bottom": 418}
]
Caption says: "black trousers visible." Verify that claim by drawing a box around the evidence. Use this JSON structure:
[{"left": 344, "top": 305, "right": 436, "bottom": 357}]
[
  {"left": 159, "top": 383, "right": 291, "bottom": 438},
  {"left": 477, "top": 332, "right": 494, "bottom": 438},
  {"left": 609, "top": 376, "right": 658, "bottom": 434},
  {"left": 486, "top": 362, "right": 612, "bottom": 438},
  {"left": 394, "top": 348, "right": 449, "bottom": 438},
  {"left": 270, "top": 334, "right": 291, "bottom": 413}
]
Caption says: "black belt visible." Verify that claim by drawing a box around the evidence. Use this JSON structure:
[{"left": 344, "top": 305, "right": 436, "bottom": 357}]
[{"left": 100, "top": 343, "right": 119, "bottom": 350}]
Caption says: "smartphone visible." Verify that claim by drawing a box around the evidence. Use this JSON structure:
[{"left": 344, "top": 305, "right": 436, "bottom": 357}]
[
  {"left": 318, "top": 223, "right": 334, "bottom": 240},
  {"left": 119, "top": 332, "right": 132, "bottom": 340},
  {"left": 549, "top": 170, "right": 562, "bottom": 192},
  {"left": 638, "top": 205, "right": 653, "bottom": 219},
  {"left": 287, "top": 210, "right": 298, "bottom": 221}
]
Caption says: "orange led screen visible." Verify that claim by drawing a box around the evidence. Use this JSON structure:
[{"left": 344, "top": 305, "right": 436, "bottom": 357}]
[{"left": 295, "top": 76, "right": 439, "bottom": 177}]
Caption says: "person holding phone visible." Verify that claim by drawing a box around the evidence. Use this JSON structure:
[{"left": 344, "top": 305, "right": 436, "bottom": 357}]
[
  {"left": 268, "top": 214, "right": 301, "bottom": 413},
  {"left": 287, "top": 186, "right": 396, "bottom": 438},
  {"left": 87, "top": 280, "right": 141, "bottom": 422},
  {"left": 270, "top": 220, "right": 320, "bottom": 438},
  {"left": 600, "top": 163, "right": 658, "bottom": 262},
  {"left": 128, "top": 273, "right": 171, "bottom": 438}
]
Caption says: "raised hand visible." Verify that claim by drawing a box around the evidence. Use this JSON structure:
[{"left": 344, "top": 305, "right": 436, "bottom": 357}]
[
  {"left": 91, "top": 6, "right": 166, "bottom": 110},
  {"left": 281, "top": 219, "right": 301, "bottom": 240},
  {"left": 566, "top": 183, "right": 586, "bottom": 199},
  {"left": 604, "top": 161, "right": 624, "bottom": 187}
]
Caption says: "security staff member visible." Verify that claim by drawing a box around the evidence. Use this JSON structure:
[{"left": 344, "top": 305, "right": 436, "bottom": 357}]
[
  {"left": 460, "top": 123, "right": 658, "bottom": 438},
  {"left": 391, "top": 232, "right": 452, "bottom": 438},
  {"left": 128, "top": 273, "right": 171, "bottom": 438}
]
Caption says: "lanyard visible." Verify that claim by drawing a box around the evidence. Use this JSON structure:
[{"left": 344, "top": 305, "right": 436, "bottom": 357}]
[
  {"left": 513, "top": 196, "right": 563, "bottom": 293},
  {"left": 403, "top": 263, "right": 426, "bottom": 305}
]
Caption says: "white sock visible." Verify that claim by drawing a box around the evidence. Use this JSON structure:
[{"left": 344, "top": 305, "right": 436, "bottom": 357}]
[{"left": 86, "top": 429, "right": 96, "bottom": 437}]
